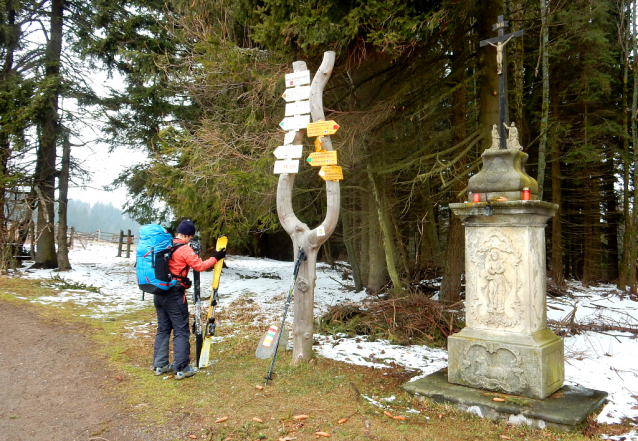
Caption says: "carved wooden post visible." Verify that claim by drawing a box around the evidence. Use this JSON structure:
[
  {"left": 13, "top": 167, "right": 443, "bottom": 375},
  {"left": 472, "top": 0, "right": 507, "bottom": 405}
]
[
  {"left": 277, "top": 51, "right": 339, "bottom": 363},
  {"left": 117, "top": 230, "right": 123, "bottom": 257}
]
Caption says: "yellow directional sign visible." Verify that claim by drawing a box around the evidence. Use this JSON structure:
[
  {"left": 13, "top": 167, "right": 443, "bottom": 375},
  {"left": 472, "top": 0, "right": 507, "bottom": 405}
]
[
  {"left": 307, "top": 151, "right": 337, "bottom": 167},
  {"left": 307, "top": 120, "right": 339, "bottom": 137},
  {"left": 314, "top": 137, "right": 323, "bottom": 152},
  {"left": 319, "top": 165, "right": 343, "bottom": 181}
]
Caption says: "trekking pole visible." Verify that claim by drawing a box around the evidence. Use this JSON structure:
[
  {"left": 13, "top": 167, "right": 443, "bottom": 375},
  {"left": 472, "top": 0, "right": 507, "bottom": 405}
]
[
  {"left": 190, "top": 239, "right": 203, "bottom": 367},
  {"left": 265, "top": 246, "right": 307, "bottom": 386}
]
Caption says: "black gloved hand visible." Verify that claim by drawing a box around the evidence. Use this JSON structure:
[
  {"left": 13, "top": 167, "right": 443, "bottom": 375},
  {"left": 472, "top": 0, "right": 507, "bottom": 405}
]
[{"left": 213, "top": 248, "right": 226, "bottom": 261}]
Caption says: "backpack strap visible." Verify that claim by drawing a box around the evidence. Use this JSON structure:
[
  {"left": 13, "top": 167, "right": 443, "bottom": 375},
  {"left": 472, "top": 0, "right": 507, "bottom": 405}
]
[{"left": 169, "top": 242, "right": 190, "bottom": 285}]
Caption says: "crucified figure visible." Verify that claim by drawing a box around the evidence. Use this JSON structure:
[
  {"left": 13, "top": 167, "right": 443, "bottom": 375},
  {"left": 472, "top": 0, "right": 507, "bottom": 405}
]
[{"left": 488, "top": 36, "right": 513, "bottom": 74}]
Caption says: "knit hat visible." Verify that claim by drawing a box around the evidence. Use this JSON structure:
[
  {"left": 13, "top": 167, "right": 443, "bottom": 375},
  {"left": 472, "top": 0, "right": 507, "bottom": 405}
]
[{"left": 176, "top": 220, "right": 196, "bottom": 236}]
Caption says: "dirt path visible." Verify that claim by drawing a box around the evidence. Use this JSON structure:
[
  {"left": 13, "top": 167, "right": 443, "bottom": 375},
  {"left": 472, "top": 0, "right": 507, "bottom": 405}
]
[{"left": 0, "top": 302, "right": 175, "bottom": 441}]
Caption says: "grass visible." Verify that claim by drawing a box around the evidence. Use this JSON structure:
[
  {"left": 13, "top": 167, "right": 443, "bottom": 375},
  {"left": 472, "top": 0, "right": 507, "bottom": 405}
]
[{"left": 0, "top": 276, "right": 626, "bottom": 441}]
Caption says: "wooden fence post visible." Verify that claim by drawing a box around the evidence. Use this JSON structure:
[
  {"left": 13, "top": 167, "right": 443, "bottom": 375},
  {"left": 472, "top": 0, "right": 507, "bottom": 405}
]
[
  {"left": 276, "top": 51, "right": 339, "bottom": 363},
  {"left": 117, "top": 230, "right": 124, "bottom": 257},
  {"left": 126, "top": 229, "right": 132, "bottom": 258}
]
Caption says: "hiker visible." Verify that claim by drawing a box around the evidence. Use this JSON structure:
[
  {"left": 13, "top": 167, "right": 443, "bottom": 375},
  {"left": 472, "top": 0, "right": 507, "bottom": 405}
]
[{"left": 152, "top": 219, "right": 226, "bottom": 379}]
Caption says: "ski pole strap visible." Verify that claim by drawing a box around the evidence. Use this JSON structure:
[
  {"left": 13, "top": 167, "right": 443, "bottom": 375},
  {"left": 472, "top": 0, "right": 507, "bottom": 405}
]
[{"left": 293, "top": 247, "right": 307, "bottom": 277}]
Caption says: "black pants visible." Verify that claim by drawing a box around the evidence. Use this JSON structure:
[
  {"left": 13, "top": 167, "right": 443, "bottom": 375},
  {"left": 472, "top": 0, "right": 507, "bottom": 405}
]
[{"left": 153, "top": 286, "right": 190, "bottom": 372}]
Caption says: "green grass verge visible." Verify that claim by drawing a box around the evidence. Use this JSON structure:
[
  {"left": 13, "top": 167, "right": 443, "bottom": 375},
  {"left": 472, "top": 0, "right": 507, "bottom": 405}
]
[{"left": 1, "top": 276, "right": 617, "bottom": 441}]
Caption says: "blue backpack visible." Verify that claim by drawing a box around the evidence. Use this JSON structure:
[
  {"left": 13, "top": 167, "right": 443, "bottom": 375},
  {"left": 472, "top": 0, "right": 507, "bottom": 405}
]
[{"left": 136, "top": 224, "right": 184, "bottom": 296}]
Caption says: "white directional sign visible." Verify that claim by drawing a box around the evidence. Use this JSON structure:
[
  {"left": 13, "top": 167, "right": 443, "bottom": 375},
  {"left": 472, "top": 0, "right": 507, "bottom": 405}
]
[
  {"left": 282, "top": 86, "right": 311, "bottom": 102},
  {"left": 283, "top": 130, "right": 297, "bottom": 145},
  {"left": 274, "top": 144, "right": 303, "bottom": 160},
  {"left": 285, "top": 100, "right": 311, "bottom": 116},
  {"left": 285, "top": 70, "right": 311, "bottom": 87},
  {"left": 274, "top": 159, "right": 299, "bottom": 174},
  {"left": 279, "top": 114, "right": 310, "bottom": 131}
]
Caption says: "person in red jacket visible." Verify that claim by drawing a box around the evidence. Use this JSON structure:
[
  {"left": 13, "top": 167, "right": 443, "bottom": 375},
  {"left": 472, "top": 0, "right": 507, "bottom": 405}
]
[{"left": 152, "top": 219, "right": 226, "bottom": 379}]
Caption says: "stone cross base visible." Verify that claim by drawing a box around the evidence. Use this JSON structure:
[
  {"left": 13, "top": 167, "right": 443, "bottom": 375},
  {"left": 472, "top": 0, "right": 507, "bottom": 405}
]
[
  {"left": 448, "top": 200, "right": 563, "bottom": 400},
  {"left": 448, "top": 328, "right": 564, "bottom": 400}
]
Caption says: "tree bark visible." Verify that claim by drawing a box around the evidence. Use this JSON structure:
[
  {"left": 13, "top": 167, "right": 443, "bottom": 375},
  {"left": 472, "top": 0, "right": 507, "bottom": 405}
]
[
  {"left": 367, "top": 166, "right": 402, "bottom": 291},
  {"left": 366, "top": 189, "right": 388, "bottom": 291},
  {"left": 359, "top": 187, "right": 370, "bottom": 286},
  {"left": 537, "top": 0, "right": 550, "bottom": 199},
  {"left": 550, "top": 77, "right": 564, "bottom": 286},
  {"left": 630, "top": 0, "right": 638, "bottom": 293},
  {"left": 341, "top": 193, "right": 363, "bottom": 291},
  {"left": 276, "top": 53, "right": 340, "bottom": 363},
  {"left": 439, "top": 213, "right": 465, "bottom": 303},
  {"left": 619, "top": 2, "right": 631, "bottom": 289},
  {"left": 34, "top": 0, "right": 63, "bottom": 269},
  {"left": 56, "top": 136, "right": 71, "bottom": 270}
]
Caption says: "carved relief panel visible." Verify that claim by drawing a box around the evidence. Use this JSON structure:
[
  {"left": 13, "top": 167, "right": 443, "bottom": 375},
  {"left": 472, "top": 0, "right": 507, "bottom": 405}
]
[
  {"left": 466, "top": 229, "right": 524, "bottom": 331},
  {"left": 460, "top": 342, "right": 526, "bottom": 395}
]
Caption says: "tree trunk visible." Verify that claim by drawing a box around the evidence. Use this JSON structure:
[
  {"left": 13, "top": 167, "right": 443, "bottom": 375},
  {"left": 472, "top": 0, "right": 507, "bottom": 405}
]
[
  {"left": 619, "top": 16, "right": 631, "bottom": 290},
  {"left": 420, "top": 182, "right": 443, "bottom": 268},
  {"left": 34, "top": 0, "right": 63, "bottom": 269},
  {"left": 56, "top": 136, "right": 71, "bottom": 270},
  {"left": 276, "top": 53, "right": 340, "bottom": 363},
  {"left": 367, "top": 189, "right": 388, "bottom": 291},
  {"left": 537, "top": 0, "right": 550, "bottom": 199},
  {"left": 630, "top": 0, "right": 638, "bottom": 293},
  {"left": 367, "top": 166, "right": 402, "bottom": 291},
  {"left": 550, "top": 78, "right": 564, "bottom": 287},
  {"left": 359, "top": 187, "right": 370, "bottom": 286},
  {"left": 341, "top": 193, "right": 363, "bottom": 291},
  {"left": 439, "top": 213, "right": 465, "bottom": 303}
]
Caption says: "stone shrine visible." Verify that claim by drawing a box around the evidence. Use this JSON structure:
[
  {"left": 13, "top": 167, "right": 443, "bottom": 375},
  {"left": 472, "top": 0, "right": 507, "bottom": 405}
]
[{"left": 446, "top": 148, "right": 563, "bottom": 400}]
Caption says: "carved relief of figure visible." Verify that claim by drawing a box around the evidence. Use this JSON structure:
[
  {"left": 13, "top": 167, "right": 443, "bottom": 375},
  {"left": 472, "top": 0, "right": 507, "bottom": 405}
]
[
  {"left": 484, "top": 250, "right": 510, "bottom": 313},
  {"left": 490, "top": 124, "right": 500, "bottom": 150},
  {"left": 487, "top": 36, "right": 512, "bottom": 74},
  {"left": 503, "top": 122, "right": 523, "bottom": 150}
]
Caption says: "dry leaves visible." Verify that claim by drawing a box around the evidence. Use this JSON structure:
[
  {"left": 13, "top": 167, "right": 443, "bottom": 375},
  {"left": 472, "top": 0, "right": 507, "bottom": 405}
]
[
  {"left": 115, "top": 375, "right": 123, "bottom": 381},
  {"left": 499, "top": 436, "right": 511, "bottom": 440},
  {"left": 293, "top": 414, "right": 308, "bottom": 421},
  {"left": 492, "top": 397, "right": 505, "bottom": 402},
  {"left": 255, "top": 385, "right": 264, "bottom": 390},
  {"left": 188, "top": 435, "right": 197, "bottom": 439},
  {"left": 337, "top": 418, "right": 347, "bottom": 424},
  {"left": 393, "top": 416, "right": 406, "bottom": 421},
  {"left": 315, "top": 432, "right": 330, "bottom": 437},
  {"left": 383, "top": 410, "right": 393, "bottom": 418},
  {"left": 252, "top": 417, "right": 263, "bottom": 423},
  {"left": 215, "top": 416, "right": 229, "bottom": 423}
]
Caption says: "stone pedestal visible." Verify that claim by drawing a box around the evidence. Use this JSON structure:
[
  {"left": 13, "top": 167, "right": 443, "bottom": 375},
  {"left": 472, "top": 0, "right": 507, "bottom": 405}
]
[{"left": 448, "top": 200, "right": 563, "bottom": 400}]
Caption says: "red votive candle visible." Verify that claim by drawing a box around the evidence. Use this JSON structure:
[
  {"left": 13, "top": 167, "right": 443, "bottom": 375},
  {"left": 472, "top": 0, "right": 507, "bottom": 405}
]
[
  {"left": 473, "top": 193, "right": 480, "bottom": 203},
  {"left": 522, "top": 187, "right": 530, "bottom": 201}
]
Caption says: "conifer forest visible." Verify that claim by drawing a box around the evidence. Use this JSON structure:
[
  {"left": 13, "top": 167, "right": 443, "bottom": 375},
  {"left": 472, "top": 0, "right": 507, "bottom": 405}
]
[{"left": 2, "top": 0, "right": 638, "bottom": 300}]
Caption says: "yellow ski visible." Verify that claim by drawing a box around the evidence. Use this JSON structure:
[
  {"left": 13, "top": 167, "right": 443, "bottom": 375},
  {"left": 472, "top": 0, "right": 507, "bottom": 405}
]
[{"left": 198, "top": 235, "right": 227, "bottom": 368}]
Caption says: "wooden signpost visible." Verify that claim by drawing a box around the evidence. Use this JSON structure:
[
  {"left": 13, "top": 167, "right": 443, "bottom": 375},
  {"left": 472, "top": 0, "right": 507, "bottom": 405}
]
[
  {"left": 307, "top": 120, "right": 339, "bottom": 137},
  {"left": 282, "top": 86, "right": 311, "bottom": 102},
  {"left": 319, "top": 166, "right": 343, "bottom": 181},
  {"left": 274, "top": 144, "right": 303, "bottom": 160},
  {"left": 274, "top": 159, "right": 299, "bottom": 174},
  {"left": 279, "top": 115, "right": 310, "bottom": 131},
  {"left": 307, "top": 151, "right": 337, "bottom": 166},
  {"left": 275, "top": 52, "right": 340, "bottom": 363}
]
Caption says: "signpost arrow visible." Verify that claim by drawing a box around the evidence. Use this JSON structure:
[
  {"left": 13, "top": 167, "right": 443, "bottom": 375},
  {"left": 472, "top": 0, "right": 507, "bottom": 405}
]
[
  {"left": 285, "top": 100, "right": 311, "bottom": 116},
  {"left": 307, "top": 151, "right": 337, "bottom": 166},
  {"left": 279, "top": 115, "right": 310, "bottom": 131},
  {"left": 285, "top": 70, "right": 311, "bottom": 87},
  {"left": 307, "top": 120, "right": 340, "bottom": 137},
  {"left": 283, "top": 130, "right": 298, "bottom": 145},
  {"left": 282, "top": 86, "right": 311, "bottom": 102},
  {"left": 274, "top": 144, "right": 303, "bottom": 160},
  {"left": 318, "top": 165, "right": 343, "bottom": 181},
  {"left": 274, "top": 159, "right": 300, "bottom": 174}
]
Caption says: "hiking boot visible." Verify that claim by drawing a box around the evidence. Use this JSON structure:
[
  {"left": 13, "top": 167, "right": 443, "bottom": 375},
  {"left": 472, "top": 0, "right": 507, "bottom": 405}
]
[
  {"left": 153, "top": 363, "right": 173, "bottom": 376},
  {"left": 175, "top": 365, "right": 197, "bottom": 380}
]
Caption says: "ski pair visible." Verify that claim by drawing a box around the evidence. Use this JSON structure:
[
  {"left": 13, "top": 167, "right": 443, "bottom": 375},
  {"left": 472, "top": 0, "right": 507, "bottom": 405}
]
[
  {"left": 192, "top": 235, "right": 227, "bottom": 368},
  {"left": 262, "top": 246, "right": 307, "bottom": 385}
]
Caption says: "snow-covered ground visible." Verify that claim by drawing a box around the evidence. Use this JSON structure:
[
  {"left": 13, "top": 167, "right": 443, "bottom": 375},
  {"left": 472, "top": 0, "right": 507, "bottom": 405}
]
[{"left": 6, "top": 240, "right": 638, "bottom": 438}]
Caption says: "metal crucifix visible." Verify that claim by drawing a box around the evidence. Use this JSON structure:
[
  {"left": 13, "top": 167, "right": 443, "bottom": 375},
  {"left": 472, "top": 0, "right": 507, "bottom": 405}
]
[{"left": 480, "top": 15, "right": 524, "bottom": 150}]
